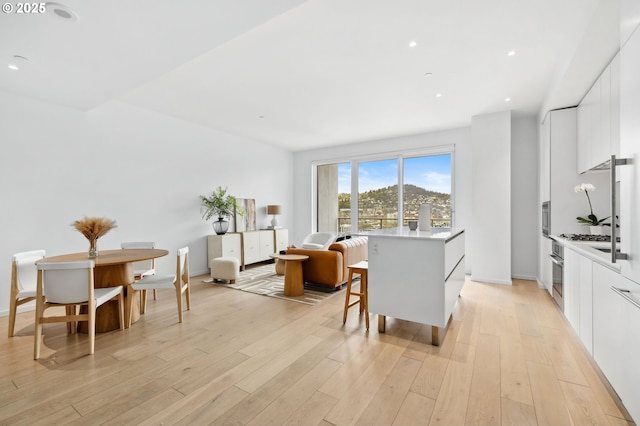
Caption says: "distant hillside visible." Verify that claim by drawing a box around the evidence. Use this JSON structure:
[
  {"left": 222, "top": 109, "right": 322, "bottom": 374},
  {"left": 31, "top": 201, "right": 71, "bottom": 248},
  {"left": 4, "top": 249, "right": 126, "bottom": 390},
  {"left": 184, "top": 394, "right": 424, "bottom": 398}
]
[{"left": 338, "top": 184, "right": 450, "bottom": 214}]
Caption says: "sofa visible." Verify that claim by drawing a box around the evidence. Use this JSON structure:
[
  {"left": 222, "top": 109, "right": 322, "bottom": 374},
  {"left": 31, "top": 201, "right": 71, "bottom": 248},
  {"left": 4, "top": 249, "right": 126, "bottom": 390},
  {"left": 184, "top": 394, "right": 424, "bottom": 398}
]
[{"left": 286, "top": 236, "right": 368, "bottom": 289}]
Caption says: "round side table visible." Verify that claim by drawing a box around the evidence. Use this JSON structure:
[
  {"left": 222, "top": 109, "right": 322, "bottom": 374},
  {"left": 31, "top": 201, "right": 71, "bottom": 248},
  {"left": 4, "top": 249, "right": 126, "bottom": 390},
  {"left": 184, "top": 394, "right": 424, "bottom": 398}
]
[{"left": 277, "top": 254, "right": 309, "bottom": 296}]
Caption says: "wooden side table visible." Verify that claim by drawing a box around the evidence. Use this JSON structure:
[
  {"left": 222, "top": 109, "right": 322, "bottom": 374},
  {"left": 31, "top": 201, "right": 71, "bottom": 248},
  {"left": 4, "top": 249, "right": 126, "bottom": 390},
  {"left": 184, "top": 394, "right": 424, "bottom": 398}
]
[
  {"left": 278, "top": 254, "right": 309, "bottom": 297},
  {"left": 268, "top": 253, "right": 285, "bottom": 275}
]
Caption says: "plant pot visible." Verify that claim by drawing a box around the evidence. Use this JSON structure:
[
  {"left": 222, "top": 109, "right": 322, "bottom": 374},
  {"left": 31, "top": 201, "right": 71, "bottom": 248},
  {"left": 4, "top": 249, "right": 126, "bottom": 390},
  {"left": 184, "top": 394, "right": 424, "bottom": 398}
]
[
  {"left": 590, "top": 225, "right": 603, "bottom": 235},
  {"left": 212, "top": 218, "right": 229, "bottom": 235}
]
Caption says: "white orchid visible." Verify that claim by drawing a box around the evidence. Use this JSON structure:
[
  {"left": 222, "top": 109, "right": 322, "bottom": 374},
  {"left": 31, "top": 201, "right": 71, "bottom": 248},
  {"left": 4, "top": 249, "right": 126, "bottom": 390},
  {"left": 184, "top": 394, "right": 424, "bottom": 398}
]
[
  {"left": 575, "top": 183, "right": 609, "bottom": 226},
  {"left": 574, "top": 183, "right": 595, "bottom": 193}
]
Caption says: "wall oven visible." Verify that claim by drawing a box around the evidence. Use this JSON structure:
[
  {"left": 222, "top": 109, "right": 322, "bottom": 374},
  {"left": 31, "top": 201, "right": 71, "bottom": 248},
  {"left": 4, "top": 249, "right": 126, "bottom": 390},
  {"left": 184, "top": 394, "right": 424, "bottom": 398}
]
[
  {"left": 542, "top": 201, "right": 550, "bottom": 237},
  {"left": 549, "top": 240, "right": 563, "bottom": 311}
]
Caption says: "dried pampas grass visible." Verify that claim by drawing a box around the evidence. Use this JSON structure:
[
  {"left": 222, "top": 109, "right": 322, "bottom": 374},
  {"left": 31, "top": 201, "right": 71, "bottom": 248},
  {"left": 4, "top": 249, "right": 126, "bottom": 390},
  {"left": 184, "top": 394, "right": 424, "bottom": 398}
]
[{"left": 72, "top": 216, "right": 117, "bottom": 240}]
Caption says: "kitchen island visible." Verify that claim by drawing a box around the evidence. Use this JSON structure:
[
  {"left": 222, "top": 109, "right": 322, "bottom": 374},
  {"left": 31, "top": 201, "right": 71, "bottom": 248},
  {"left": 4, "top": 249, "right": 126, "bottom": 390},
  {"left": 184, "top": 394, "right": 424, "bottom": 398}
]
[{"left": 360, "top": 228, "right": 465, "bottom": 345}]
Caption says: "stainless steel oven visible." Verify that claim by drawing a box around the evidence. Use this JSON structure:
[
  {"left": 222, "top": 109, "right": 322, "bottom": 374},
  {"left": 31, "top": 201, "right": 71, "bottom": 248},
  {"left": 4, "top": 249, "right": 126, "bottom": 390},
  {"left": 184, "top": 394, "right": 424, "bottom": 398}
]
[
  {"left": 549, "top": 241, "right": 563, "bottom": 311},
  {"left": 542, "top": 201, "right": 550, "bottom": 238}
]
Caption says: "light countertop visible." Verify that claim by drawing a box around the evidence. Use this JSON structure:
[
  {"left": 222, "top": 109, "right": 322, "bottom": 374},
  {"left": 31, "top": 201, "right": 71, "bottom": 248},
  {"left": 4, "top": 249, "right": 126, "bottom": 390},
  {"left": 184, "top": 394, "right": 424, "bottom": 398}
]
[
  {"left": 551, "top": 235, "right": 621, "bottom": 272},
  {"left": 356, "top": 227, "right": 464, "bottom": 242}
]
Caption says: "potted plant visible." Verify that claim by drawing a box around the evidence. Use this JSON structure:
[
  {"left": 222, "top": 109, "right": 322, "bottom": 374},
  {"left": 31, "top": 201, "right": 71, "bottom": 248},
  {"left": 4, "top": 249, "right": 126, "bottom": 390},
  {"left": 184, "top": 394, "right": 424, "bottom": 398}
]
[
  {"left": 575, "top": 183, "right": 610, "bottom": 234},
  {"left": 200, "top": 186, "right": 238, "bottom": 235}
]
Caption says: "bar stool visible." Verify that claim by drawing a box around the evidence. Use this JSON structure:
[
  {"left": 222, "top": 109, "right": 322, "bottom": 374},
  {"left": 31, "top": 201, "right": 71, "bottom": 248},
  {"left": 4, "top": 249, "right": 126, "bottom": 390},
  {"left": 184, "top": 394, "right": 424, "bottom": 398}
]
[{"left": 342, "top": 260, "right": 369, "bottom": 330}]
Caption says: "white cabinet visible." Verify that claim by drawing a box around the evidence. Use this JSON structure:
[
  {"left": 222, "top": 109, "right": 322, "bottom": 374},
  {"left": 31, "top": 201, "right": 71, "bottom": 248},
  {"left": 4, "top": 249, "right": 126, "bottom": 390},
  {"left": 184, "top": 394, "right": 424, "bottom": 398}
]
[
  {"left": 578, "top": 255, "right": 593, "bottom": 355},
  {"left": 562, "top": 247, "right": 593, "bottom": 355},
  {"left": 546, "top": 108, "right": 608, "bottom": 235},
  {"left": 619, "top": 25, "right": 640, "bottom": 285},
  {"left": 620, "top": 287, "right": 640, "bottom": 422},
  {"left": 208, "top": 229, "right": 288, "bottom": 271},
  {"left": 576, "top": 52, "right": 621, "bottom": 173},
  {"left": 540, "top": 113, "right": 551, "bottom": 203},
  {"left": 592, "top": 263, "right": 628, "bottom": 399},
  {"left": 563, "top": 247, "right": 581, "bottom": 332},
  {"left": 207, "top": 233, "right": 242, "bottom": 268},
  {"left": 274, "top": 228, "right": 289, "bottom": 253},
  {"left": 610, "top": 53, "right": 621, "bottom": 159},
  {"left": 577, "top": 79, "right": 598, "bottom": 173},
  {"left": 241, "top": 231, "right": 261, "bottom": 265},
  {"left": 258, "top": 230, "right": 275, "bottom": 260}
]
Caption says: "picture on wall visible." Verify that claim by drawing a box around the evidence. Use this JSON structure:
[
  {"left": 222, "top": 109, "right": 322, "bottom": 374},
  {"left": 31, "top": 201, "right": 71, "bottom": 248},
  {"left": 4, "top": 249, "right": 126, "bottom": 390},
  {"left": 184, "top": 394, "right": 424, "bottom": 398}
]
[{"left": 235, "top": 198, "right": 256, "bottom": 232}]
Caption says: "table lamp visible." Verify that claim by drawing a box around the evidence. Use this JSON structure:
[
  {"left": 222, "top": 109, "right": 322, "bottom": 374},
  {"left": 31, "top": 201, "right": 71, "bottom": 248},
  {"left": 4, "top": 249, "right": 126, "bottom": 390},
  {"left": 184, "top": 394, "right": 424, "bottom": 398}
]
[{"left": 267, "top": 205, "right": 282, "bottom": 228}]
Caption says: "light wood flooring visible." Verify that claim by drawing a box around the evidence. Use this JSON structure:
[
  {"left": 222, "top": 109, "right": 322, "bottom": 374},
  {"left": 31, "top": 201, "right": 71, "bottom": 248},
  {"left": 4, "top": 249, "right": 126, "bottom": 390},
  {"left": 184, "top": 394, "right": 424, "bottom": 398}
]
[{"left": 0, "top": 274, "right": 635, "bottom": 425}]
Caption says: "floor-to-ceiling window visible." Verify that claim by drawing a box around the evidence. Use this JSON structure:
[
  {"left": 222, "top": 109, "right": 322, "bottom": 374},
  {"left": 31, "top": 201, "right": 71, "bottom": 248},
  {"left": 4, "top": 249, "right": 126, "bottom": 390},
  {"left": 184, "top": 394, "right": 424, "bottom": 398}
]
[
  {"left": 403, "top": 154, "right": 452, "bottom": 228},
  {"left": 316, "top": 149, "right": 452, "bottom": 233},
  {"left": 358, "top": 159, "right": 398, "bottom": 230}
]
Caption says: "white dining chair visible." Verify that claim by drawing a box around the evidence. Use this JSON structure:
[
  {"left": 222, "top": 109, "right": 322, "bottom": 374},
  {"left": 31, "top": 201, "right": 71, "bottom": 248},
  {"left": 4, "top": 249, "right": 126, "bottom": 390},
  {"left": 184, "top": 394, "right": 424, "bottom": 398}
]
[
  {"left": 121, "top": 241, "right": 157, "bottom": 305},
  {"left": 8, "top": 250, "right": 46, "bottom": 337},
  {"left": 128, "top": 247, "right": 190, "bottom": 325},
  {"left": 34, "top": 260, "right": 124, "bottom": 359}
]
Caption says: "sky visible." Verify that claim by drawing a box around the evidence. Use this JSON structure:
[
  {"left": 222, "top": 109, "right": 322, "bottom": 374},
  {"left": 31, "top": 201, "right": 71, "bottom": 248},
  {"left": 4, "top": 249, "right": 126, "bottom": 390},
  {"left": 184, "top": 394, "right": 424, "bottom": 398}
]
[{"left": 338, "top": 154, "right": 451, "bottom": 194}]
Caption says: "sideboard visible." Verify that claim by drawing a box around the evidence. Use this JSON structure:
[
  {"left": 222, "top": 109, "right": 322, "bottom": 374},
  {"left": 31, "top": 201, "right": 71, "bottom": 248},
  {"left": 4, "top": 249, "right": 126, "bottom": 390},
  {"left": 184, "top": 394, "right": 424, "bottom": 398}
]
[{"left": 208, "top": 228, "right": 288, "bottom": 270}]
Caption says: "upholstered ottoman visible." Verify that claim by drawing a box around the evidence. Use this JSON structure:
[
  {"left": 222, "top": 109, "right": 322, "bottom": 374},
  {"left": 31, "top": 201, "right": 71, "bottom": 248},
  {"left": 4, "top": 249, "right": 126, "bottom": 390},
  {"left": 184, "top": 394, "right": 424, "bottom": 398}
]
[{"left": 210, "top": 257, "right": 240, "bottom": 284}]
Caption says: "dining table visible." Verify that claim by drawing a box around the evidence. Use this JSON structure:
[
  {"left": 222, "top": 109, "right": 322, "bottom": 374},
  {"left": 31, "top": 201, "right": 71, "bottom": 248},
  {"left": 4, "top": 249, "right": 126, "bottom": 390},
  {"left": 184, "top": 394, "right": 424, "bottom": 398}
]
[{"left": 37, "top": 248, "right": 169, "bottom": 333}]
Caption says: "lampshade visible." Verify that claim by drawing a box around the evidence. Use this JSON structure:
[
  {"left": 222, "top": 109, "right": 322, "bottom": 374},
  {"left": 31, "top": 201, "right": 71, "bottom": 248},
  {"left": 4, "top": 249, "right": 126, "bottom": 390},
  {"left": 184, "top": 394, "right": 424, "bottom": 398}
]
[{"left": 267, "top": 205, "right": 282, "bottom": 215}]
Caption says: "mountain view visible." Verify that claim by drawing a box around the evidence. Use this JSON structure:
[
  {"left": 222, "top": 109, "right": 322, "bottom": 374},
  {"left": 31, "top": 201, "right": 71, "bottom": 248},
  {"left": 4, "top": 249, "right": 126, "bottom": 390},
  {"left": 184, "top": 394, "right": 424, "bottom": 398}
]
[{"left": 338, "top": 184, "right": 451, "bottom": 229}]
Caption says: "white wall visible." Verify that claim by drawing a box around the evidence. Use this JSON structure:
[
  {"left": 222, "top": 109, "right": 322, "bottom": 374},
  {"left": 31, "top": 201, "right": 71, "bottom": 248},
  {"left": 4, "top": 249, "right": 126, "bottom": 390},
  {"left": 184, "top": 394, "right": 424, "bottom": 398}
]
[
  {"left": 292, "top": 127, "right": 474, "bottom": 273},
  {"left": 512, "top": 116, "right": 539, "bottom": 280},
  {"left": 471, "top": 111, "right": 512, "bottom": 285},
  {"left": 0, "top": 93, "right": 293, "bottom": 315}
]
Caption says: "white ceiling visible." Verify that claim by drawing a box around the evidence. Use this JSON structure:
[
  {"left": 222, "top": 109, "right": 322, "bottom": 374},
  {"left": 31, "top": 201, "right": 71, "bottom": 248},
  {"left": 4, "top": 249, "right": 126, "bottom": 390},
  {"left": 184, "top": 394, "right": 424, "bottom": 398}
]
[{"left": 0, "top": 0, "right": 624, "bottom": 151}]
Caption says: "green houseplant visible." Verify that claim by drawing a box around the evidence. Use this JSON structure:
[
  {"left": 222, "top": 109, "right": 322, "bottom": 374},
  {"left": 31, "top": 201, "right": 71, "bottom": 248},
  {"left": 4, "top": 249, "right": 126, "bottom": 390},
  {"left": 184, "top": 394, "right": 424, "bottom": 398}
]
[{"left": 200, "top": 186, "right": 238, "bottom": 235}]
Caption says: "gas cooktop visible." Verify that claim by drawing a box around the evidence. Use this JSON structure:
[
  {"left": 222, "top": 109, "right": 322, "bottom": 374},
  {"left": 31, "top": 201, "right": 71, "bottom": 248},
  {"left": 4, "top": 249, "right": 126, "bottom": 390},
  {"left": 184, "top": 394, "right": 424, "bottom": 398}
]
[{"left": 558, "top": 234, "right": 616, "bottom": 242}]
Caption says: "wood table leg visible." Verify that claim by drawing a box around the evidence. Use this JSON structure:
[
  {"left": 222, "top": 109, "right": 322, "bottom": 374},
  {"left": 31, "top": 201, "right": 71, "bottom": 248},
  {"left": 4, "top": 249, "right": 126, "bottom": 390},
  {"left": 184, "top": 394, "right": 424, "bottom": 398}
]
[
  {"left": 378, "top": 315, "right": 386, "bottom": 333},
  {"left": 78, "top": 262, "right": 135, "bottom": 333},
  {"left": 283, "top": 260, "right": 304, "bottom": 297},
  {"left": 432, "top": 326, "right": 440, "bottom": 346}
]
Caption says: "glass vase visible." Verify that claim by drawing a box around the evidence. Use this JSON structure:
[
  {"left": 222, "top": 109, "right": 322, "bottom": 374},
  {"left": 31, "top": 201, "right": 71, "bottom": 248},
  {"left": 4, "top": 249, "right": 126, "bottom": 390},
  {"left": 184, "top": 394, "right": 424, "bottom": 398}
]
[
  {"left": 212, "top": 218, "right": 229, "bottom": 235},
  {"left": 89, "top": 239, "right": 98, "bottom": 258}
]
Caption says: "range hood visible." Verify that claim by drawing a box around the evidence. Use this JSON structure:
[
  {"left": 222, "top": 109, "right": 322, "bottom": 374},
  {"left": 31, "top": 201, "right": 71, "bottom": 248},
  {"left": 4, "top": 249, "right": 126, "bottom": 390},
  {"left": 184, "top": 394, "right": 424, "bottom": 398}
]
[{"left": 589, "top": 159, "right": 612, "bottom": 171}]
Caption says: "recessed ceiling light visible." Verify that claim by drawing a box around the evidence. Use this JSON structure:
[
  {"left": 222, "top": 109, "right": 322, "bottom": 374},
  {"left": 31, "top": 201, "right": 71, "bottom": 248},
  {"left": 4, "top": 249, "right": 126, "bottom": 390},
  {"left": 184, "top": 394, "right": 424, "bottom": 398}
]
[
  {"left": 409, "top": 41, "right": 417, "bottom": 48},
  {"left": 424, "top": 72, "right": 433, "bottom": 77},
  {"left": 8, "top": 55, "right": 28, "bottom": 70},
  {"left": 507, "top": 50, "right": 516, "bottom": 56},
  {"left": 435, "top": 93, "right": 442, "bottom": 98},
  {"left": 45, "top": 2, "right": 79, "bottom": 21},
  {"left": 505, "top": 97, "right": 511, "bottom": 102}
]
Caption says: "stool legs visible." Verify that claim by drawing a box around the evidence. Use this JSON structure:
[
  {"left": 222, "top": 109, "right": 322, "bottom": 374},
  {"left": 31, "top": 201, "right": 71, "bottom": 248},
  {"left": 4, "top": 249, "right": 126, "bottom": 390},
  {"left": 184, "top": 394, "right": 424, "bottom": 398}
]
[{"left": 342, "top": 267, "right": 369, "bottom": 330}]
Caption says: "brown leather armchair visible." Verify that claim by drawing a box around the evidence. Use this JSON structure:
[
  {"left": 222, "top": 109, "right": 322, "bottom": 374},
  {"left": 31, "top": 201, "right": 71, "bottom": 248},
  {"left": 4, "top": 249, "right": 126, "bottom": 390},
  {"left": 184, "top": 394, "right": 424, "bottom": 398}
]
[{"left": 286, "top": 237, "right": 367, "bottom": 289}]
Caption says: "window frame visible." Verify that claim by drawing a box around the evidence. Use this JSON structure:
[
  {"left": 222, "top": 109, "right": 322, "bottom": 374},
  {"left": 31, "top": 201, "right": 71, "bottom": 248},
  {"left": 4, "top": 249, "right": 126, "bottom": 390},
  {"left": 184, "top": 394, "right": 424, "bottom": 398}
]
[{"left": 312, "top": 145, "right": 456, "bottom": 233}]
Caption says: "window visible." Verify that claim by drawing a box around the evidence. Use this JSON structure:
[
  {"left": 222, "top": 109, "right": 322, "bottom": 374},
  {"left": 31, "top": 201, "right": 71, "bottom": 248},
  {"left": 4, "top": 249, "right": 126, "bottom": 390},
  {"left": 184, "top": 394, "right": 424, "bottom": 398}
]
[
  {"left": 403, "top": 154, "right": 452, "bottom": 228},
  {"left": 358, "top": 159, "right": 398, "bottom": 230},
  {"left": 316, "top": 149, "right": 452, "bottom": 233}
]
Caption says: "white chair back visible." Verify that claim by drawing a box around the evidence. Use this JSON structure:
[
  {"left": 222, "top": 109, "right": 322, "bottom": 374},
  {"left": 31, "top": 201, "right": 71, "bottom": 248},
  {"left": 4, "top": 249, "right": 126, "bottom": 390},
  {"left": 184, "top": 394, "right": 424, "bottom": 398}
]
[
  {"left": 301, "top": 232, "right": 336, "bottom": 250},
  {"left": 177, "top": 246, "right": 189, "bottom": 282},
  {"left": 12, "top": 250, "right": 46, "bottom": 292},
  {"left": 37, "top": 261, "right": 94, "bottom": 304},
  {"left": 121, "top": 242, "right": 155, "bottom": 273}
]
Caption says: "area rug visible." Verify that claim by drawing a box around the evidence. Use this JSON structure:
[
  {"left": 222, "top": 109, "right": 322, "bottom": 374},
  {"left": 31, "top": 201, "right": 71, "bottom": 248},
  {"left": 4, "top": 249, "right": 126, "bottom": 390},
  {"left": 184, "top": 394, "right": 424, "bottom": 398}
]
[{"left": 203, "top": 263, "right": 342, "bottom": 305}]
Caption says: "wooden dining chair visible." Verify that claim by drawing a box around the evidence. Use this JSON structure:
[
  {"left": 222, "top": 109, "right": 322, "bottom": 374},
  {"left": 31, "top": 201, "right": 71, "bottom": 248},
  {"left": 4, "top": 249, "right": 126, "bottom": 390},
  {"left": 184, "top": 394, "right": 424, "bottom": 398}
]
[
  {"left": 128, "top": 247, "right": 190, "bottom": 326},
  {"left": 34, "top": 260, "right": 124, "bottom": 360},
  {"left": 8, "top": 250, "right": 46, "bottom": 337},
  {"left": 121, "top": 241, "right": 157, "bottom": 305}
]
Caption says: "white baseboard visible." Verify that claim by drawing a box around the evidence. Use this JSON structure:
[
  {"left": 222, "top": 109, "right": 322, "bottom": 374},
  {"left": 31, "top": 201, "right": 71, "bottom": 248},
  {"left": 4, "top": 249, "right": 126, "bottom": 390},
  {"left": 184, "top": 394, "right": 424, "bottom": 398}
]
[
  {"left": 512, "top": 274, "right": 537, "bottom": 281},
  {"left": 470, "top": 275, "right": 512, "bottom": 285}
]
